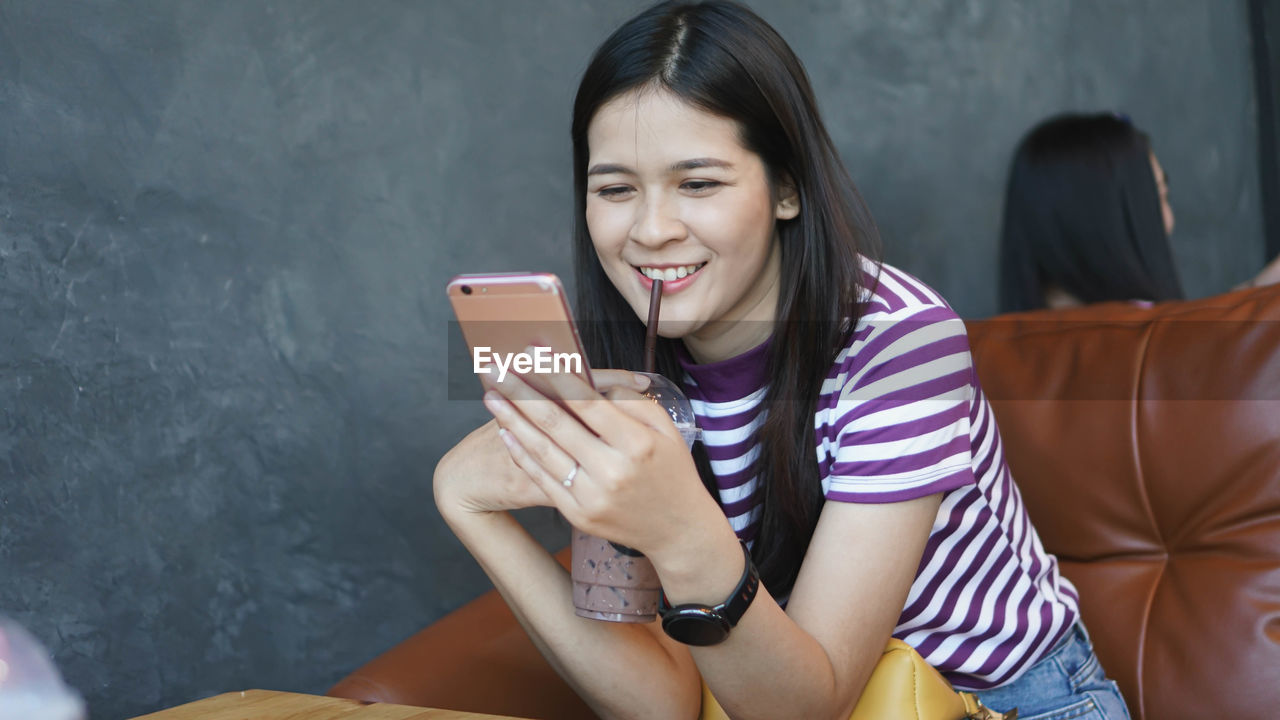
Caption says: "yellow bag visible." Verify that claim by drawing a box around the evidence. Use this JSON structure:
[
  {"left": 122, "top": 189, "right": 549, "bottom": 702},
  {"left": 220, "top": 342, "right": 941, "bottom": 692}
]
[{"left": 699, "top": 639, "right": 1015, "bottom": 720}]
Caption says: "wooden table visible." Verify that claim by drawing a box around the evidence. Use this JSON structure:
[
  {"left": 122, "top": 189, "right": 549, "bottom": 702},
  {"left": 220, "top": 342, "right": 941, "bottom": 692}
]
[{"left": 128, "top": 689, "right": 535, "bottom": 720}]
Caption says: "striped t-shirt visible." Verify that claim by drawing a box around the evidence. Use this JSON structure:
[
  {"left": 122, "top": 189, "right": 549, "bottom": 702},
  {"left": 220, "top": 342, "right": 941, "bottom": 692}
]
[{"left": 676, "top": 261, "right": 1079, "bottom": 690}]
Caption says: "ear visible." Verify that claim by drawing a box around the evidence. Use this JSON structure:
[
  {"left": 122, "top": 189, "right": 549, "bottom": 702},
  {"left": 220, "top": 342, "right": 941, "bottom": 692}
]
[{"left": 774, "top": 176, "right": 800, "bottom": 220}]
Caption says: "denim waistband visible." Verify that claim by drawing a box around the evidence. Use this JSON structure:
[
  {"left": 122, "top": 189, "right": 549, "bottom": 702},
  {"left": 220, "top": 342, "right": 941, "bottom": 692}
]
[
  {"left": 1041, "top": 620, "right": 1098, "bottom": 683},
  {"left": 975, "top": 620, "right": 1130, "bottom": 719}
]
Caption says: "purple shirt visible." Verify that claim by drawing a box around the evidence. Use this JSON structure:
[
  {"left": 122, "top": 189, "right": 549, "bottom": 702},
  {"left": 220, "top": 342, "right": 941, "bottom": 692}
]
[{"left": 677, "top": 260, "right": 1079, "bottom": 690}]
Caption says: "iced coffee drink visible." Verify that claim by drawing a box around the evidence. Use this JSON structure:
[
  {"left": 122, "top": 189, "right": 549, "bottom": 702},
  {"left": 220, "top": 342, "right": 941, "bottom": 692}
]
[
  {"left": 571, "top": 530, "right": 663, "bottom": 622},
  {"left": 569, "top": 372, "right": 698, "bottom": 623}
]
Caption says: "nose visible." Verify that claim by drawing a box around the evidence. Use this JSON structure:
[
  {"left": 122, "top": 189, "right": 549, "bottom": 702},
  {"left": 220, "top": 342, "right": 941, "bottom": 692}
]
[{"left": 629, "top": 194, "right": 686, "bottom": 248}]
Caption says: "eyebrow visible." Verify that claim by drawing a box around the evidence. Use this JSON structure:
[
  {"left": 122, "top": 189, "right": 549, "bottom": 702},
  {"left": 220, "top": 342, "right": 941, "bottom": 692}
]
[{"left": 586, "top": 157, "right": 735, "bottom": 176}]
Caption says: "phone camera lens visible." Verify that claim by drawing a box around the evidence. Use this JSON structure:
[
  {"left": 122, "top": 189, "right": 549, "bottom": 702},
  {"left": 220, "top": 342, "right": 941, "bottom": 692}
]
[{"left": 461, "top": 285, "right": 473, "bottom": 295}]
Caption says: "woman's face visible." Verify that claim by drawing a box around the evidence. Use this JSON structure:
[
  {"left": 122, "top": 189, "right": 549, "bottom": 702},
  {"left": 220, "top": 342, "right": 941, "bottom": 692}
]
[
  {"left": 584, "top": 87, "right": 798, "bottom": 362},
  {"left": 1150, "top": 152, "right": 1175, "bottom": 236}
]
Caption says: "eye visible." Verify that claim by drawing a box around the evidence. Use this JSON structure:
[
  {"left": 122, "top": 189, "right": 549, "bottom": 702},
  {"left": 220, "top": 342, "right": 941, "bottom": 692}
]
[
  {"left": 680, "top": 180, "right": 721, "bottom": 194},
  {"left": 595, "top": 185, "right": 634, "bottom": 199}
]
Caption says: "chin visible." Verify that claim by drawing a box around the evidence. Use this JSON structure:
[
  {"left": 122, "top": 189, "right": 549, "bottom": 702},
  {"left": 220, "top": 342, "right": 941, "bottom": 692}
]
[
  {"left": 654, "top": 318, "right": 703, "bottom": 339},
  {"left": 628, "top": 303, "right": 702, "bottom": 338}
]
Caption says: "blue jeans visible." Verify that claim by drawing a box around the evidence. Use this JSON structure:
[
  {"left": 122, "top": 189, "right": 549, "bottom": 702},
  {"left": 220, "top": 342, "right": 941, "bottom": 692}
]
[{"left": 974, "top": 622, "right": 1132, "bottom": 720}]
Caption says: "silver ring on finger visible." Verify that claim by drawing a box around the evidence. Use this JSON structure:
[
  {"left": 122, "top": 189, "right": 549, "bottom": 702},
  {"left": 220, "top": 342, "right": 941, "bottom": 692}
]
[{"left": 563, "top": 463, "right": 579, "bottom": 488}]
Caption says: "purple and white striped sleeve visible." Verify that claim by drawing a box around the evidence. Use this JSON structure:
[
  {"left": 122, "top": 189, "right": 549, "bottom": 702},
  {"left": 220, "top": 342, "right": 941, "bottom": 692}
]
[{"left": 825, "top": 306, "right": 977, "bottom": 503}]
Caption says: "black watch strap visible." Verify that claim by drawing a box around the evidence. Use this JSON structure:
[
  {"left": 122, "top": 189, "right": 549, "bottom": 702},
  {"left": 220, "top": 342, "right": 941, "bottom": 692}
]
[{"left": 659, "top": 540, "right": 759, "bottom": 646}]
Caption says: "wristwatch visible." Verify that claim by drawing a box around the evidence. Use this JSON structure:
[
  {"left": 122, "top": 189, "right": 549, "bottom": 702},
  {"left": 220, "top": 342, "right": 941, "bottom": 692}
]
[{"left": 658, "top": 540, "right": 759, "bottom": 646}]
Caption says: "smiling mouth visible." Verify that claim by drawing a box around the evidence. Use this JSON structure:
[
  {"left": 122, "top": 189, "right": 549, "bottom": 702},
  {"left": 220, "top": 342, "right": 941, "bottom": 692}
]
[{"left": 634, "top": 262, "right": 707, "bottom": 282}]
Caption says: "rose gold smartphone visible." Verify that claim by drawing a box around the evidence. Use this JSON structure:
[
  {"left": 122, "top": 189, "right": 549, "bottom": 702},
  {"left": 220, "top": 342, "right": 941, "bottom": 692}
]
[{"left": 447, "top": 272, "right": 596, "bottom": 403}]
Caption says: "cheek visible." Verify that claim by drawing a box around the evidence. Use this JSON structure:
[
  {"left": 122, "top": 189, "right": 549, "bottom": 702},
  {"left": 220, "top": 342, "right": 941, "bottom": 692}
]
[
  {"left": 697, "top": 192, "right": 775, "bottom": 251},
  {"left": 585, "top": 202, "right": 628, "bottom": 252},
  {"left": 584, "top": 203, "right": 640, "bottom": 296}
]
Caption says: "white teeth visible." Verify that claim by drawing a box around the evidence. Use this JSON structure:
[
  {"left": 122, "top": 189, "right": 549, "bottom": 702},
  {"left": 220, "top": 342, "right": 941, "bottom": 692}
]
[{"left": 638, "top": 263, "right": 704, "bottom": 280}]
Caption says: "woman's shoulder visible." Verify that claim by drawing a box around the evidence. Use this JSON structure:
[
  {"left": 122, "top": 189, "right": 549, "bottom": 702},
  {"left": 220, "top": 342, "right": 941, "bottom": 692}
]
[
  {"left": 827, "top": 260, "right": 972, "bottom": 387},
  {"left": 856, "top": 258, "right": 959, "bottom": 318}
]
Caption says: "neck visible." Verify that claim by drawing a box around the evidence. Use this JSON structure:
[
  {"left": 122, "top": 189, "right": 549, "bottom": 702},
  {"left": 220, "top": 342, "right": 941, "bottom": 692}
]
[
  {"left": 1044, "top": 284, "right": 1083, "bottom": 309},
  {"left": 682, "top": 242, "right": 781, "bottom": 363}
]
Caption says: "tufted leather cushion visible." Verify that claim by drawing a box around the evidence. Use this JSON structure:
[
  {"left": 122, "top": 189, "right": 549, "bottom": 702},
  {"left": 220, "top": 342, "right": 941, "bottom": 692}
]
[{"left": 966, "top": 285, "right": 1280, "bottom": 720}]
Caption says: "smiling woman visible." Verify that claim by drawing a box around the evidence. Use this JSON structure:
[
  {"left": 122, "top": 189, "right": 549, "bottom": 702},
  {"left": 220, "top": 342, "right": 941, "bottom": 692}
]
[
  {"left": 431, "top": 2, "right": 1130, "bottom": 719},
  {"left": 584, "top": 88, "right": 796, "bottom": 355}
]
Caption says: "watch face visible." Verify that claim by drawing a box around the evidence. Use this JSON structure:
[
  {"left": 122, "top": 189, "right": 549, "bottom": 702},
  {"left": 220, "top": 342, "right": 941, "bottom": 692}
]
[
  {"left": 661, "top": 608, "right": 732, "bottom": 646},
  {"left": 658, "top": 541, "right": 759, "bottom": 647}
]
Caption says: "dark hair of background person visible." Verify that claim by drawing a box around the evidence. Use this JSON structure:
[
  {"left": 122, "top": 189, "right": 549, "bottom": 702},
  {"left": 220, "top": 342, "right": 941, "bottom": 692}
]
[
  {"left": 569, "top": 0, "right": 883, "bottom": 596},
  {"left": 998, "top": 112, "right": 1186, "bottom": 313}
]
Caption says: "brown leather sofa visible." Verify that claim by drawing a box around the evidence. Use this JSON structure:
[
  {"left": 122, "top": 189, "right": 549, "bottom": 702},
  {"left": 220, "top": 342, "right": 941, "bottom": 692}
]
[{"left": 329, "top": 285, "right": 1280, "bottom": 720}]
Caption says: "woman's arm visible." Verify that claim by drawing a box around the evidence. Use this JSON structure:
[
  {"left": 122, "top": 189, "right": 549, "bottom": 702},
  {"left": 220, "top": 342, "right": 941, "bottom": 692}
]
[
  {"left": 652, "top": 492, "right": 940, "bottom": 720},
  {"left": 435, "top": 504, "right": 701, "bottom": 719},
  {"left": 482, "top": 369, "right": 942, "bottom": 720},
  {"left": 433, "top": 387, "right": 702, "bottom": 720}
]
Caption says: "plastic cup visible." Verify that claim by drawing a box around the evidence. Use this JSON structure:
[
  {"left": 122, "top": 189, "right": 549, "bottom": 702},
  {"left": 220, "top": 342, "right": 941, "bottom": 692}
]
[
  {"left": 570, "top": 372, "right": 699, "bottom": 623},
  {"left": 570, "top": 530, "right": 663, "bottom": 622},
  {"left": 633, "top": 372, "right": 700, "bottom": 448}
]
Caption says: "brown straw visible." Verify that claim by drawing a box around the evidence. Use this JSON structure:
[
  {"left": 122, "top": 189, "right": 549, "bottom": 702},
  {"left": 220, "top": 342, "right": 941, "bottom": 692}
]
[{"left": 644, "top": 279, "right": 663, "bottom": 373}]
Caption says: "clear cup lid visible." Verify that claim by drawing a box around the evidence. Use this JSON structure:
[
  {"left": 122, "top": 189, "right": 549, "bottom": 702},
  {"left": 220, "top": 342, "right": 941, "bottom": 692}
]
[{"left": 634, "top": 372, "right": 701, "bottom": 449}]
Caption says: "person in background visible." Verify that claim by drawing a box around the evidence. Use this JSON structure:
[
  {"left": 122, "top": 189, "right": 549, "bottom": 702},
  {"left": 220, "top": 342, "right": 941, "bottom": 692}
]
[{"left": 998, "top": 112, "right": 1280, "bottom": 313}]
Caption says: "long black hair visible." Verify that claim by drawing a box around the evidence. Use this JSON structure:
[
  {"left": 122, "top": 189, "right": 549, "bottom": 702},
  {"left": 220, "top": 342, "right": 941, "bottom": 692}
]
[
  {"left": 998, "top": 112, "right": 1184, "bottom": 313},
  {"left": 570, "top": 0, "right": 881, "bottom": 596}
]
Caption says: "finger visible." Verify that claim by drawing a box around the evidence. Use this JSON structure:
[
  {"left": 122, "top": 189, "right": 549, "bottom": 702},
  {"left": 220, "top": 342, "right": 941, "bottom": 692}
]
[
  {"left": 604, "top": 386, "right": 688, "bottom": 442},
  {"left": 490, "top": 426, "right": 558, "bottom": 508},
  {"left": 495, "top": 426, "right": 581, "bottom": 510},
  {"left": 590, "top": 368, "right": 653, "bottom": 393},
  {"left": 492, "top": 371, "right": 607, "bottom": 451},
  {"left": 495, "top": 347, "right": 599, "bottom": 405},
  {"left": 537, "top": 369, "right": 657, "bottom": 448},
  {"left": 484, "top": 382, "right": 610, "bottom": 478}
]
